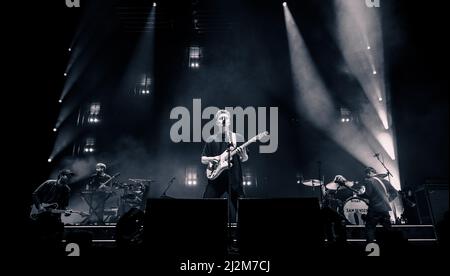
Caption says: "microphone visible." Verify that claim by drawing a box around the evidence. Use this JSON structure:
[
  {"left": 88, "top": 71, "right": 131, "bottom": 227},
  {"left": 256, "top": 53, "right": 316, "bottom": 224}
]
[{"left": 373, "top": 153, "right": 380, "bottom": 158}]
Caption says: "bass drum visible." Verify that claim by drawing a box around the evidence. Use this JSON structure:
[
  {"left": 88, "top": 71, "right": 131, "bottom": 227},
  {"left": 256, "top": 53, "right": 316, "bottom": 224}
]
[{"left": 343, "top": 197, "right": 368, "bottom": 225}]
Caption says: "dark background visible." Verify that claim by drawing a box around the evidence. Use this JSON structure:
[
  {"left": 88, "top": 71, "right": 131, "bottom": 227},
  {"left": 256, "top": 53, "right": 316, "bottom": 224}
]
[{"left": 13, "top": 0, "right": 448, "bottom": 222}]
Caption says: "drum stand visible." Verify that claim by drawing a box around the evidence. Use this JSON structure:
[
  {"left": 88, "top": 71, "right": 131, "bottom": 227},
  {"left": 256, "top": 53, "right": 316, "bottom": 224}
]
[{"left": 317, "top": 161, "right": 324, "bottom": 206}]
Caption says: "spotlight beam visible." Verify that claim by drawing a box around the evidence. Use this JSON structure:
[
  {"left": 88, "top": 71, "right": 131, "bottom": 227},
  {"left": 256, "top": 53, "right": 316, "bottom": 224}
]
[
  {"left": 334, "top": 0, "right": 388, "bottom": 129},
  {"left": 283, "top": 4, "right": 401, "bottom": 190}
]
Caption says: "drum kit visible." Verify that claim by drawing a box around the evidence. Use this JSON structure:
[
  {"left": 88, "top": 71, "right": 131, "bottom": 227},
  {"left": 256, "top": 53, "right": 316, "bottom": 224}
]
[
  {"left": 119, "top": 179, "right": 152, "bottom": 212},
  {"left": 301, "top": 178, "right": 368, "bottom": 225}
]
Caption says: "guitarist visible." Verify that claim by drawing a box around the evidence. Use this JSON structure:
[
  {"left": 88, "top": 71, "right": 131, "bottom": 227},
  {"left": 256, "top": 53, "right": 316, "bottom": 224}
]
[
  {"left": 32, "top": 169, "right": 74, "bottom": 222},
  {"left": 31, "top": 169, "right": 74, "bottom": 255},
  {"left": 86, "top": 162, "right": 112, "bottom": 224},
  {"left": 201, "top": 109, "right": 248, "bottom": 223}
]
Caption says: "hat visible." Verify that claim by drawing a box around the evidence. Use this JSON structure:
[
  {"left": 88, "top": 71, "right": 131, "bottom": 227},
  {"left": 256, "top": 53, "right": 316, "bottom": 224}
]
[{"left": 59, "top": 169, "right": 75, "bottom": 177}]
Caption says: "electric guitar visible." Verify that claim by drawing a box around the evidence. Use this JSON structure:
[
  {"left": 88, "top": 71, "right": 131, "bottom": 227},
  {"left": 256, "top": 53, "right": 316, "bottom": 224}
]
[
  {"left": 206, "top": 131, "right": 269, "bottom": 180},
  {"left": 30, "top": 203, "right": 89, "bottom": 220},
  {"left": 95, "top": 173, "right": 121, "bottom": 193}
]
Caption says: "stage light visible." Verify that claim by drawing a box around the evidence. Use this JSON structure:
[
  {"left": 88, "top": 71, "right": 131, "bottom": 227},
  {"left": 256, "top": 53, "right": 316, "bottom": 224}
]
[
  {"left": 185, "top": 168, "right": 198, "bottom": 186},
  {"left": 64, "top": 73, "right": 68, "bottom": 77},
  {"left": 373, "top": 70, "right": 377, "bottom": 75},
  {"left": 189, "top": 46, "right": 202, "bottom": 69},
  {"left": 53, "top": 128, "right": 57, "bottom": 132},
  {"left": 378, "top": 97, "right": 383, "bottom": 102},
  {"left": 282, "top": 2, "right": 287, "bottom": 7},
  {"left": 340, "top": 108, "right": 352, "bottom": 123},
  {"left": 367, "top": 46, "right": 371, "bottom": 50},
  {"left": 58, "top": 99, "right": 62, "bottom": 103},
  {"left": 48, "top": 158, "right": 52, "bottom": 163},
  {"left": 83, "top": 138, "right": 96, "bottom": 154},
  {"left": 134, "top": 75, "right": 152, "bottom": 96},
  {"left": 153, "top": 2, "right": 157, "bottom": 7},
  {"left": 68, "top": 48, "right": 72, "bottom": 52}
]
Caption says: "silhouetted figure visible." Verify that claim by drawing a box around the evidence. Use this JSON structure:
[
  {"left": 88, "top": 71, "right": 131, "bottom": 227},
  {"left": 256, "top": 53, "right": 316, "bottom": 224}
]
[{"left": 30, "top": 169, "right": 74, "bottom": 256}]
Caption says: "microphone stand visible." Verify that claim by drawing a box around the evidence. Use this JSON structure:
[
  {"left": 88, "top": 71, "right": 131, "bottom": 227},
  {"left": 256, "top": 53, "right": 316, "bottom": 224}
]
[
  {"left": 374, "top": 154, "right": 393, "bottom": 179},
  {"left": 161, "top": 177, "right": 175, "bottom": 199},
  {"left": 374, "top": 153, "right": 398, "bottom": 221},
  {"left": 223, "top": 120, "right": 233, "bottom": 251}
]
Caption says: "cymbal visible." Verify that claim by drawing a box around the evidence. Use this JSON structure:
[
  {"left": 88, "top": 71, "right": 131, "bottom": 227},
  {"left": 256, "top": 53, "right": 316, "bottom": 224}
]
[
  {"left": 302, "top": 179, "right": 322, "bottom": 187},
  {"left": 325, "top": 182, "right": 340, "bottom": 190},
  {"left": 325, "top": 181, "right": 355, "bottom": 190}
]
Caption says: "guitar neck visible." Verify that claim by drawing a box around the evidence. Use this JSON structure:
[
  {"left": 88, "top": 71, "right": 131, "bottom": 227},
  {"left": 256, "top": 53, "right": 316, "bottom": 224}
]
[
  {"left": 230, "top": 138, "right": 257, "bottom": 156},
  {"left": 240, "top": 138, "right": 257, "bottom": 149},
  {"left": 101, "top": 174, "right": 119, "bottom": 186}
]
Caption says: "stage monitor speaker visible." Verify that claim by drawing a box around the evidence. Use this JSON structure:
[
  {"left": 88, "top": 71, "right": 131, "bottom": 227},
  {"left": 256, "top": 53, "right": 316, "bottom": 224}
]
[
  {"left": 115, "top": 207, "right": 145, "bottom": 250},
  {"left": 144, "top": 198, "right": 228, "bottom": 258},
  {"left": 238, "top": 198, "right": 324, "bottom": 257},
  {"left": 416, "top": 183, "right": 449, "bottom": 225}
]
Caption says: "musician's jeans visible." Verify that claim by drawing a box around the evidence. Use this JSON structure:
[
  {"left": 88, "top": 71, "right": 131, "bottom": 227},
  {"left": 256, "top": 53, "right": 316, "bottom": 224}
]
[
  {"left": 321, "top": 207, "right": 347, "bottom": 244},
  {"left": 203, "top": 174, "right": 245, "bottom": 223},
  {"left": 365, "top": 209, "right": 392, "bottom": 242}
]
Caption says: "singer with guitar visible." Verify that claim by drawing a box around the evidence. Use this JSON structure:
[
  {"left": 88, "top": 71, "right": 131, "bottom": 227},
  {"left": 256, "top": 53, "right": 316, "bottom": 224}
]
[{"left": 201, "top": 110, "right": 248, "bottom": 223}]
